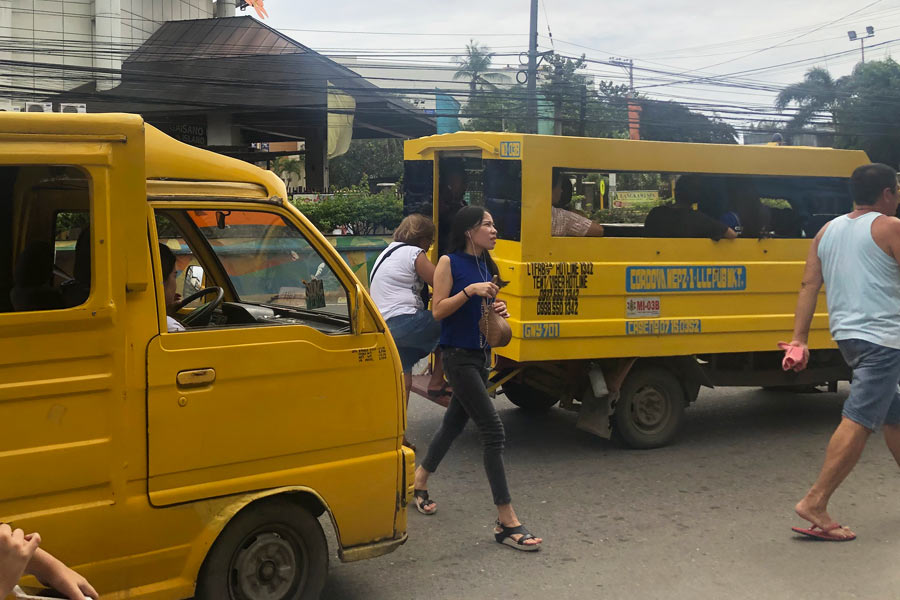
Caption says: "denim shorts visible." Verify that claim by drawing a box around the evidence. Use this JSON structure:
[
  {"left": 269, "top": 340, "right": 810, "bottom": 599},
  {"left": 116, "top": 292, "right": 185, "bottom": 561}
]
[
  {"left": 837, "top": 338, "right": 900, "bottom": 431},
  {"left": 385, "top": 310, "right": 441, "bottom": 373}
]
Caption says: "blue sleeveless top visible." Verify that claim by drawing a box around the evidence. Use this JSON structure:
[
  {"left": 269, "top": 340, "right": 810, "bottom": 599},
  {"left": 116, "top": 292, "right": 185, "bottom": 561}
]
[{"left": 440, "top": 252, "right": 493, "bottom": 349}]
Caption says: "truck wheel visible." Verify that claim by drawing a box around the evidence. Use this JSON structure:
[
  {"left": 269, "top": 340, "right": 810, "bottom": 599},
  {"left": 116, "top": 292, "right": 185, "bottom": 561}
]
[
  {"left": 196, "top": 496, "right": 328, "bottom": 600},
  {"left": 502, "top": 376, "right": 559, "bottom": 412},
  {"left": 614, "top": 366, "right": 685, "bottom": 449}
]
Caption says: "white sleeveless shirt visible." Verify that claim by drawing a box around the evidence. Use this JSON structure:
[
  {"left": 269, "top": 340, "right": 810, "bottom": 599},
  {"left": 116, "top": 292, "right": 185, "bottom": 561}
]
[
  {"left": 818, "top": 212, "right": 900, "bottom": 349},
  {"left": 369, "top": 242, "right": 425, "bottom": 321}
]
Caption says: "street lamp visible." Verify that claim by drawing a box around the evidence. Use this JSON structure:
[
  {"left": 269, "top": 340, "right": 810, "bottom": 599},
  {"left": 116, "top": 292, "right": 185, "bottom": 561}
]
[{"left": 848, "top": 26, "right": 875, "bottom": 64}]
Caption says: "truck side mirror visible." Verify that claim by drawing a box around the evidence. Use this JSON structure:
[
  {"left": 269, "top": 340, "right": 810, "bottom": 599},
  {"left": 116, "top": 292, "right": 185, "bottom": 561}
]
[{"left": 184, "top": 265, "right": 204, "bottom": 297}]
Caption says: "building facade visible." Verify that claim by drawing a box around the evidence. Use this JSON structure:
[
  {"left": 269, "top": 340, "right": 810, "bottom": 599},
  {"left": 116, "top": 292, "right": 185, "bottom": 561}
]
[{"left": 0, "top": 0, "right": 243, "bottom": 110}]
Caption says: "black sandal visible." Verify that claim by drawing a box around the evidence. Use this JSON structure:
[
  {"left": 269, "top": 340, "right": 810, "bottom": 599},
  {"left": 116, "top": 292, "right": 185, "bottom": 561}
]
[
  {"left": 413, "top": 489, "right": 437, "bottom": 515},
  {"left": 494, "top": 521, "right": 541, "bottom": 552}
]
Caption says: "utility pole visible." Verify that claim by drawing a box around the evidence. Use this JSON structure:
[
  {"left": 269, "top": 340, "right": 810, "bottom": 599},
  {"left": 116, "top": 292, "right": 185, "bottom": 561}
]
[
  {"left": 848, "top": 26, "right": 875, "bottom": 64},
  {"left": 526, "top": 0, "right": 538, "bottom": 133},
  {"left": 609, "top": 57, "right": 634, "bottom": 94}
]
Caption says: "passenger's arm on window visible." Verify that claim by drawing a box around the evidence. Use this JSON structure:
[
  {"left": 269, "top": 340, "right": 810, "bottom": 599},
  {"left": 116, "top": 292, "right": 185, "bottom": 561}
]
[
  {"left": 414, "top": 251, "right": 436, "bottom": 285},
  {"left": 586, "top": 222, "right": 604, "bottom": 237}
]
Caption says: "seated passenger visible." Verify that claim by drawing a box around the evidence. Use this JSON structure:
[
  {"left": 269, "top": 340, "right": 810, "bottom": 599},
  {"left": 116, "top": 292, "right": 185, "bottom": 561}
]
[
  {"left": 725, "top": 179, "right": 768, "bottom": 237},
  {"left": 10, "top": 241, "right": 64, "bottom": 311},
  {"left": 644, "top": 175, "right": 737, "bottom": 240},
  {"left": 159, "top": 244, "right": 185, "bottom": 332},
  {"left": 551, "top": 173, "right": 604, "bottom": 237}
]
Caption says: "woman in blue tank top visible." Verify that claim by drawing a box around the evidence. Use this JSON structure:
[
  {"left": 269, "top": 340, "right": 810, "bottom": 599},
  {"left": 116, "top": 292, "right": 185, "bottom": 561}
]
[{"left": 413, "top": 206, "right": 543, "bottom": 551}]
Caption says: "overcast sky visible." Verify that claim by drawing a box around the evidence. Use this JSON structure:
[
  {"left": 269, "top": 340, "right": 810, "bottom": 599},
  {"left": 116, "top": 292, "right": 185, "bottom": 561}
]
[{"left": 259, "top": 0, "right": 900, "bottom": 126}]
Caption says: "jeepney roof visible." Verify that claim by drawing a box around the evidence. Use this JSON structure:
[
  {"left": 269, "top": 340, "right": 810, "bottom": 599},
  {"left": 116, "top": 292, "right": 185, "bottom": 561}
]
[{"left": 403, "top": 131, "right": 870, "bottom": 178}]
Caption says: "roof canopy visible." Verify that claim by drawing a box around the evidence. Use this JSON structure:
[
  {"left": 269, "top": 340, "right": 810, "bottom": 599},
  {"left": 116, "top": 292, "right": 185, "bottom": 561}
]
[{"left": 59, "top": 16, "right": 434, "bottom": 143}]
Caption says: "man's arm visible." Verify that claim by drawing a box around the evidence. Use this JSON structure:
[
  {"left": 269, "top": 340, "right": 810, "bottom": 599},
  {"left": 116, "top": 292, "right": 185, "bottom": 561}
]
[
  {"left": 26, "top": 547, "right": 98, "bottom": 599},
  {"left": 787, "top": 231, "right": 826, "bottom": 370}
]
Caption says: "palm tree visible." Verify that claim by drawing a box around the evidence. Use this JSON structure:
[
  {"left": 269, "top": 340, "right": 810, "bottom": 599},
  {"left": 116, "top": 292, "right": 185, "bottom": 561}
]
[
  {"left": 775, "top": 67, "right": 847, "bottom": 131},
  {"left": 272, "top": 156, "right": 304, "bottom": 190},
  {"left": 453, "top": 41, "right": 508, "bottom": 95}
]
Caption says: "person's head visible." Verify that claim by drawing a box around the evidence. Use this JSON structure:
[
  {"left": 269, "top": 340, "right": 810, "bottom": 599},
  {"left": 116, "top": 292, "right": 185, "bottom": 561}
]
[
  {"left": 674, "top": 174, "right": 702, "bottom": 206},
  {"left": 449, "top": 205, "right": 496, "bottom": 253},
  {"left": 447, "top": 205, "right": 502, "bottom": 279},
  {"left": 159, "top": 243, "right": 178, "bottom": 308},
  {"left": 393, "top": 214, "right": 435, "bottom": 250},
  {"left": 551, "top": 171, "right": 573, "bottom": 208},
  {"left": 850, "top": 163, "right": 898, "bottom": 212},
  {"left": 439, "top": 161, "right": 467, "bottom": 213}
]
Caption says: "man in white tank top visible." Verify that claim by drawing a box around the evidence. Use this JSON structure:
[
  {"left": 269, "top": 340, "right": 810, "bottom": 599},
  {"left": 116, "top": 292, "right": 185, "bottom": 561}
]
[{"left": 785, "top": 163, "right": 900, "bottom": 541}]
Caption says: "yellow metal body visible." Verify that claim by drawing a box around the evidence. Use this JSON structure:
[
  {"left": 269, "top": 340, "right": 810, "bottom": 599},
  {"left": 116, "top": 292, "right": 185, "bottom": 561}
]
[
  {"left": 1, "top": 113, "right": 410, "bottom": 599},
  {"left": 405, "top": 132, "right": 870, "bottom": 363}
]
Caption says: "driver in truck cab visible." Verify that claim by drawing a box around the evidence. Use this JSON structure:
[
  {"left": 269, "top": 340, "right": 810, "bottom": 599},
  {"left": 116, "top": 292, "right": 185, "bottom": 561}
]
[{"left": 159, "top": 244, "right": 185, "bottom": 332}]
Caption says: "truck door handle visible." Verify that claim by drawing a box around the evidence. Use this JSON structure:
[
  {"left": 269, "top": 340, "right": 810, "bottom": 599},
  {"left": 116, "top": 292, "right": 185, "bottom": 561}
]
[{"left": 177, "top": 368, "right": 216, "bottom": 388}]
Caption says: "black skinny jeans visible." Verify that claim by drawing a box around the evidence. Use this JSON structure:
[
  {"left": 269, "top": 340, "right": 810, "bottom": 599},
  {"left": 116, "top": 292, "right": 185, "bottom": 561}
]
[{"left": 421, "top": 346, "right": 511, "bottom": 506}]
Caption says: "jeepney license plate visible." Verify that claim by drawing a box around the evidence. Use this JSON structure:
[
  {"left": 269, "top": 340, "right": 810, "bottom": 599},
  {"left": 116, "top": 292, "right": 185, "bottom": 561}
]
[{"left": 626, "top": 296, "right": 660, "bottom": 318}]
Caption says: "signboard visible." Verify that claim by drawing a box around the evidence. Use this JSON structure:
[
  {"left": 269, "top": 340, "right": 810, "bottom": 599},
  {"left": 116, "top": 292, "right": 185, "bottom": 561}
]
[
  {"left": 626, "top": 266, "right": 746, "bottom": 293},
  {"left": 156, "top": 122, "right": 207, "bottom": 147},
  {"left": 612, "top": 190, "right": 659, "bottom": 208}
]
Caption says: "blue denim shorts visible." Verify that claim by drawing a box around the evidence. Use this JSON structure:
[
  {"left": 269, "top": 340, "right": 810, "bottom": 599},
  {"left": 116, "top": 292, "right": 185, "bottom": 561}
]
[
  {"left": 386, "top": 310, "right": 441, "bottom": 373},
  {"left": 837, "top": 338, "right": 900, "bottom": 431}
]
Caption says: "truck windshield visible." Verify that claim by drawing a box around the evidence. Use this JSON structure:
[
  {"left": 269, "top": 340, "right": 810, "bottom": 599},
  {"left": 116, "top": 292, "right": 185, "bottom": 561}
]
[{"left": 184, "top": 209, "right": 349, "bottom": 318}]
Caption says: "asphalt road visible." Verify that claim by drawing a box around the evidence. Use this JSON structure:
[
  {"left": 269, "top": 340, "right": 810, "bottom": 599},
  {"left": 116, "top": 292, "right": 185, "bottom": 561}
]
[{"left": 321, "top": 385, "right": 900, "bottom": 600}]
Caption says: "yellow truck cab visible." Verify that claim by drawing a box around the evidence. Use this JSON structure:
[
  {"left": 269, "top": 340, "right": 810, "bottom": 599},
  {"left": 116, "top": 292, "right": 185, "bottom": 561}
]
[
  {"left": 1, "top": 113, "right": 413, "bottom": 600},
  {"left": 404, "top": 131, "right": 869, "bottom": 449}
]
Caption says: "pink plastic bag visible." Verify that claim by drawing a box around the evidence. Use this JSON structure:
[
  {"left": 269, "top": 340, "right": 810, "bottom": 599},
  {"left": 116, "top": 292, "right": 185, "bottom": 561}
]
[{"left": 777, "top": 342, "right": 805, "bottom": 371}]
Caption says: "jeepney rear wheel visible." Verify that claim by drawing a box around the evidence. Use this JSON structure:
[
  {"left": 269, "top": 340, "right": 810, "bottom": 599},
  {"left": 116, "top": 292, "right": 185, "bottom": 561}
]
[
  {"left": 502, "top": 373, "right": 559, "bottom": 412},
  {"left": 195, "top": 496, "right": 327, "bottom": 600},
  {"left": 614, "top": 366, "right": 685, "bottom": 449}
]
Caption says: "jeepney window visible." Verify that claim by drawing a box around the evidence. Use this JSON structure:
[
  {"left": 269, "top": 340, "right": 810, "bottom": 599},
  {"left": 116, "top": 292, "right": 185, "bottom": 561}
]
[
  {"left": 552, "top": 168, "right": 852, "bottom": 239},
  {"left": 402, "top": 160, "right": 433, "bottom": 217},
  {"left": 550, "top": 169, "right": 608, "bottom": 237},
  {"left": 484, "top": 160, "right": 522, "bottom": 242},
  {"left": 0, "top": 166, "right": 93, "bottom": 313}
]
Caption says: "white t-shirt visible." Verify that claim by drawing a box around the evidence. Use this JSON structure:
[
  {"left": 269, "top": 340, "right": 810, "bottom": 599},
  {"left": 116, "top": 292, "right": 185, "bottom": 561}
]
[
  {"left": 370, "top": 242, "right": 426, "bottom": 321},
  {"left": 167, "top": 315, "right": 186, "bottom": 332}
]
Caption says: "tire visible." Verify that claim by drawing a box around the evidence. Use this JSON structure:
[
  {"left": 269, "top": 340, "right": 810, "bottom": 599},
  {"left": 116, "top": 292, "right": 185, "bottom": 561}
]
[
  {"left": 502, "top": 374, "right": 559, "bottom": 412},
  {"left": 195, "top": 496, "right": 328, "bottom": 600},
  {"left": 614, "top": 366, "right": 686, "bottom": 449}
]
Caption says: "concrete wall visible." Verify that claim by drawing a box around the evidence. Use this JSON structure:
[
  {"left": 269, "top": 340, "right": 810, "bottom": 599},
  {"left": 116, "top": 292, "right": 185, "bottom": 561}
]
[{"left": 1, "top": 0, "right": 218, "bottom": 107}]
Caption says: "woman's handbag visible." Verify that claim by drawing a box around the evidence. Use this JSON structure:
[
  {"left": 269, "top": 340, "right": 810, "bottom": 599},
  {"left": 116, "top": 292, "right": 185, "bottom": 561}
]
[{"left": 479, "top": 277, "right": 511, "bottom": 348}]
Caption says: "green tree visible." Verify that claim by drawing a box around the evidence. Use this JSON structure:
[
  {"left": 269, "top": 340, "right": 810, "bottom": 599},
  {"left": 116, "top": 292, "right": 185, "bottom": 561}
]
[
  {"left": 271, "top": 156, "right": 304, "bottom": 188},
  {"left": 775, "top": 59, "right": 900, "bottom": 166},
  {"left": 453, "top": 41, "right": 509, "bottom": 96},
  {"left": 639, "top": 100, "right": 737, "bottom": 144},
  {"left": 539, "top": 53, "right": 588, "bottom": 135},
  {"left": 328, "top": 138, "right": 404, "bottom": 189},
  {"left": 462, "top": 85, "right": 529, "bottom": 132},
  {"left": 775, "top": 66, "right": 846, "bottom": 132},
  {"left": 292, "top": 177, "right": 402, "bottom": 235},
  {"left": 833, "top": 59, "right": 900, "bottom": 167}
]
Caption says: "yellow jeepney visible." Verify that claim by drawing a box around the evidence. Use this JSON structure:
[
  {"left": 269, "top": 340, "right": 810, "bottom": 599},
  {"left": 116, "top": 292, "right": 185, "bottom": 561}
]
[
  {"left": 1, "top": 113, "right": 412, "bottom": 600},
  {"left": 404, "top": 131, "right": 868, "bottom": 448}
]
